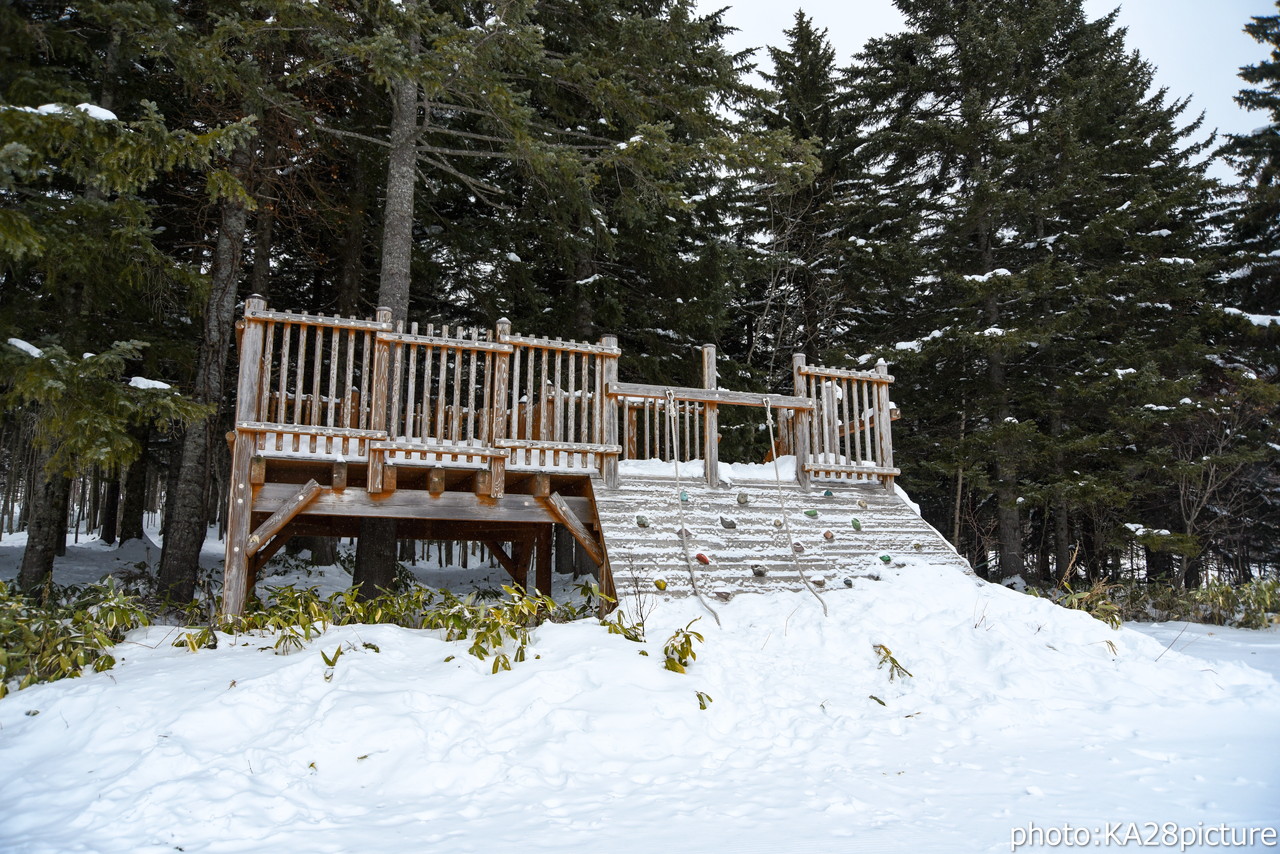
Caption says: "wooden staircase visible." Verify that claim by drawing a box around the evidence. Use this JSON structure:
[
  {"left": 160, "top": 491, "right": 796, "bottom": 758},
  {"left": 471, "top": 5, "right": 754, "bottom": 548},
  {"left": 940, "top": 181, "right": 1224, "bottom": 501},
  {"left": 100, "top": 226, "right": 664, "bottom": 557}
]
[{"left": 594, "top": 474, "right": 973, "bottom": 598}]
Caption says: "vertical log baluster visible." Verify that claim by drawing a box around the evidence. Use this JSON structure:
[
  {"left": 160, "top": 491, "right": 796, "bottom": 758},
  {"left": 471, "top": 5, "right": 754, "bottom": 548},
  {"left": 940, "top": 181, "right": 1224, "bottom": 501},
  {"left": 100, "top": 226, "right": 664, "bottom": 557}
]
[
  {"left": 367, "top": 307, "right": 393, "bottom": 493},
  {"left": 489, "top": 318, "right": 510, "bottom": 498}
]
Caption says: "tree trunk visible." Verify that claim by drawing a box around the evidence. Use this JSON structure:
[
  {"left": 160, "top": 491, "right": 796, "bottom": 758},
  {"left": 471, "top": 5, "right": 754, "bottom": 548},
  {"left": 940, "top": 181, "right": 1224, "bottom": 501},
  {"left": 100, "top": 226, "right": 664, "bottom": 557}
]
[
  {"left": 117, "top": 424, "right": 150, "bottom": 544},
  {"left": 355, "top": 38, "right": 419, "bottom": 599},
  {"left": 336, "top": 160, "right": 368, "bottom": 317},
  {"left": 17, "top": 446, "right": 70, "bottom": 595},
  {"left": 99, "top": 473, "right": 120, "bottom": 545},
  {"left": 158, "top": 153, "right": 251, "bottom": 602}
]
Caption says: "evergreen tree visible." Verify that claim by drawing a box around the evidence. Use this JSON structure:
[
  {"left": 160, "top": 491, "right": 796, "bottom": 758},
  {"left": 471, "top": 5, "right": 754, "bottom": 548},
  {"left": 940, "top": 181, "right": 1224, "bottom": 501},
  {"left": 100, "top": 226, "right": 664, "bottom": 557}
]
[
  {"left": 849, "top": 0, "right": 1226, "bottom": 582},
  {"left": 0, "top": 0, "right": 251, "bottom": 591},
  {"left": 1220, "top": 1, "right": 1280, "bottom": 316}
]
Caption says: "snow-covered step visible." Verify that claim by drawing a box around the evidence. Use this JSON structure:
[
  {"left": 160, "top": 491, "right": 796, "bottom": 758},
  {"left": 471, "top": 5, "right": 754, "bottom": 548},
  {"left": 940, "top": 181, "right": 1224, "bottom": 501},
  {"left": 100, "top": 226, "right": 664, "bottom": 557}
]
[{"left": 593, "top": 475, "right": 972, "bottom": 598}]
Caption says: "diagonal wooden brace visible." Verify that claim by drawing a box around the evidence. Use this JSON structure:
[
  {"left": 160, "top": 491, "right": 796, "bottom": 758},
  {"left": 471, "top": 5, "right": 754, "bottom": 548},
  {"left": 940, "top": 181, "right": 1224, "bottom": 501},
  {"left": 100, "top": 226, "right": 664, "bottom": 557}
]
[
  {"left": 540, "top": 491, "right": 605, "bottom": 568},
  {"left": 245, "top": 479, "right": 323, "bottom": 557}
]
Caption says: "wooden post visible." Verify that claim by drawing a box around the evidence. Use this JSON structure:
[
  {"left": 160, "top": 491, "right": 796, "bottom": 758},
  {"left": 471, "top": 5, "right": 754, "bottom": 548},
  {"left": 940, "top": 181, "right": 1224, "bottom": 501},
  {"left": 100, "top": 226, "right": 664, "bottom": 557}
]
[
  {"left": 535, "top": 524, "right": 552, "bottom": 595},
  {"left": 875, "top": 358, "right": 895, "bottom": 490},
  {"left": 601, "top": 335, "right": 619, "bottom": 488},
  {"left": 792, "top": 353, "right": 811, "bottom": 489},
  {"left": 222, "top": 294, "right": 268, "bottom": 617},
  {"left": 367, "top": 307, "right": 393, "bottom": 493},
  {"left": 702, "top": 344, "right": 718, "bottom": 488},
  {"left": 489, "top": 318, "right": 510, "bottom": 499}
]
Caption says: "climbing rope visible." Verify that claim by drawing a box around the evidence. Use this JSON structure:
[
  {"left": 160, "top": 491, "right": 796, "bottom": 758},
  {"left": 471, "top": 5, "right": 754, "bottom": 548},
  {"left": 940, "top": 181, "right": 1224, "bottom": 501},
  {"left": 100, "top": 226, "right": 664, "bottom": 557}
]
[
  {"left": 666, "top": 388, "right": 721, "bottom": 626},
  {"left": 764, "top": 398, "right": 828, "bottom": 617}
]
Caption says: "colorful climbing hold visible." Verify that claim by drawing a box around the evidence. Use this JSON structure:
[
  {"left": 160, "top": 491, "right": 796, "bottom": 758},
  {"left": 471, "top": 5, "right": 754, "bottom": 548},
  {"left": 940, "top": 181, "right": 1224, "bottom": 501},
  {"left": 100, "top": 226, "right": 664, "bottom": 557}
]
[
  {"left": 823, "top": 489, "right": 834, "bottom": 498},
  {"left": 879, "top": 554, "right": 892, "bottom": 563},
  {"left": 679, "top": 491, "right": 689, "bottom": 502},
  {"left": 696, "top": 553, "right": 711, "bottom": 565},
  {"left": 720, "top": 516, "right": 737, "bottom": 530},
  {"left": 823, "top": 530, "right": 835, "bottom": 541},
  {"left": 654, "top": 579, "right": 668, "bottom": 591},
  {"left": 792, "top": 542, "right": 805, "bottom": 554},
  {"left": 737, "top": 492, "right": 749, "bottom": 505},
  {"left": 857, "top": 499, "right": 868, "bottom": 509},
  {"left": 678, "top": 527, "right": 692, "bottom": 541},
  {"left": 912, "top": 542, "right": 923, "bottom": 551},
  {"left": 636, "top": 515, "right": 650, "bottom": 528},
  {"left": 843, "top": 577, "right": 854, "bottom": 588},
  {"left": 773, "top": 518, "right": 784, "bottom": 529},
  {"left": 850, "top": 518, "right": 862, "bottom": 531},
  {"left": 803, "top": 509, "right": 819, "bottom": 518}
]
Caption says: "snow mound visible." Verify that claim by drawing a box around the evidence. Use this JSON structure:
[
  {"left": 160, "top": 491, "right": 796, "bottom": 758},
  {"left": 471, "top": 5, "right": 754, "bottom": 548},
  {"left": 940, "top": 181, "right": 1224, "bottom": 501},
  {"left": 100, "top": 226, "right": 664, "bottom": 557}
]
[{"left": 0, "top": 562, "right": 1276, "bottom": 853}]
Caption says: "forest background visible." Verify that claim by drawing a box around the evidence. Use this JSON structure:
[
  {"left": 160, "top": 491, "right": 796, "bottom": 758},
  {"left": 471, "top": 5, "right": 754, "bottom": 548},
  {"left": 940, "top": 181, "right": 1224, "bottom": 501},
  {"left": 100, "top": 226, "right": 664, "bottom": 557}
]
[{"left": 1, "top": 0, "right": 1277, "bottom": 604}]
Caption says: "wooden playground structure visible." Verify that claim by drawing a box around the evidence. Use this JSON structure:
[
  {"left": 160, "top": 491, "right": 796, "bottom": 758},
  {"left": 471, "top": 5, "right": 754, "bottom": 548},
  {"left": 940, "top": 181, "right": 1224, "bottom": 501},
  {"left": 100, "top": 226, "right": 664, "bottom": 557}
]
[{"left": 221, "top": 296, "right": 921, "bottom": 615}]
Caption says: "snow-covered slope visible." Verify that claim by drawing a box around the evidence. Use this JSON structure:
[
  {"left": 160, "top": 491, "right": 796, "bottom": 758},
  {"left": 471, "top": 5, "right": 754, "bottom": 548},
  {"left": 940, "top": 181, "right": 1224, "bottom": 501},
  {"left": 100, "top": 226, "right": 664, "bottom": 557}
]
[{"left": 1, "top": 556, "right": 1277, "bottom": 854}]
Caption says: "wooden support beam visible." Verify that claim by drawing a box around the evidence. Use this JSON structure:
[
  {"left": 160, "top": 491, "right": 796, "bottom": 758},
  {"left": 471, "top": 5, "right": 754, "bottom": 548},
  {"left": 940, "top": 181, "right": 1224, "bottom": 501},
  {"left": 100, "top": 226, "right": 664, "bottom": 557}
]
[
  {"left": 540, "top": 491, "right": 605, "bottom": 567},
  {"left": 483, "top": 539, "right": 528, "bottom": 589},
  {"left": 702, "top": 344, "right": 718, "bottom": 488},
  {"left": 472, "top": 469, "right": 492, "bottom": 497},
  {"left": 223, "top": 295, "right": 269, "bottom": 617},
  {"left": 792, "top": 353, "right": 811, "bottom": 490},
  {"left": 489, "top": 318, "right": 511, "bottom": 499},
  {"left": 535, "top": 525, "right": 552, "bottom": 595},
  {"left": 529, "top": 472, "right": 550, "bottom": 498},
  {"left": 428, "top": 467, "right": 446, "bottom": 496},
  {"left": 332, "top": 460, "right": 347, "bottom": 490},
  {"left": 383, "top": 464, "right": 397, "bottom": 493},
  {"left": 252, "top": 482, "right": 586, "bottom": 524},
  {"left": 250, "top": 455, "right": 266, "bottom": 486},
  {"left": 246, "top": 479, "right": 323, "bottom": 557},
  {"left": 248, "top": 525, "right": 294, "bottom": 586},
  {"left": 601, "top": 336, "right": 620, "bottom": 488}
]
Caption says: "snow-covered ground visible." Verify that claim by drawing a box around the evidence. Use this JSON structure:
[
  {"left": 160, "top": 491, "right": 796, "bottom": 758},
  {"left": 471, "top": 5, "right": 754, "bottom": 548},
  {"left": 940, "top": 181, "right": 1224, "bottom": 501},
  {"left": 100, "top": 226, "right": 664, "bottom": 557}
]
[{"left": 1, "top": 534, "right": 1277, "bottom": 853}]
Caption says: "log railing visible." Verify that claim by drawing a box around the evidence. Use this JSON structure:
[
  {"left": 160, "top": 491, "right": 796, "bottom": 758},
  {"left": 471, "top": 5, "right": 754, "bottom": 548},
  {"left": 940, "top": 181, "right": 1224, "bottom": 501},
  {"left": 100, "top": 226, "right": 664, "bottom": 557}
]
[{"left": 229, "top": 298, "right": 899, "bottom": 492}]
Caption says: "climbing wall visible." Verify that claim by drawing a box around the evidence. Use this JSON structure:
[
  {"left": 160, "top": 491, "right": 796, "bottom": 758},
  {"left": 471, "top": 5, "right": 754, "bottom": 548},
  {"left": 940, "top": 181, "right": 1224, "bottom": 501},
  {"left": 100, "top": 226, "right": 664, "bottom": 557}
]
[{"left": 594, "top": 475, "right": 973, "bottom": 597}]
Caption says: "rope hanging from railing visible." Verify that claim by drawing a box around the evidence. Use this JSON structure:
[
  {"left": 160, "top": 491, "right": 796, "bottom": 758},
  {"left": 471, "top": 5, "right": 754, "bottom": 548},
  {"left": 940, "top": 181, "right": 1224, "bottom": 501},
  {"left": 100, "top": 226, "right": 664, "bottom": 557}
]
[
  {"left": 764, "top": 397, "right": 828, "bottom": 617},
  {"left": 666, "top": 388, "right": 721, "bottom": 627}
]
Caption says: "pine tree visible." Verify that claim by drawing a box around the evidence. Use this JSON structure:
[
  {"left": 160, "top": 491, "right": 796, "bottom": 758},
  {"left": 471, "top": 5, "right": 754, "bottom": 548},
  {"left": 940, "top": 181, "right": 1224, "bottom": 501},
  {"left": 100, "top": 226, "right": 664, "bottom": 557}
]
[
  {"left": 849, "top": 0, "right": 1224, "bottom": 582},
  {"left": 0, "top": 6, "right": 249, "bottom": 591},
  {"left": 1220, "top": 1, "right": 1280, "bottom": 316},
  {"left": 736, "top": 12, "right": 845, "bottom": 375}
]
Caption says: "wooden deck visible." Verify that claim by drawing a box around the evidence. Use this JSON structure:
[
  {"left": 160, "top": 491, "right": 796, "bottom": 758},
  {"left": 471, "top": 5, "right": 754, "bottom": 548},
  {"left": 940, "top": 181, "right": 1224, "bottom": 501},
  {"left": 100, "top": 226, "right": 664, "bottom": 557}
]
[{"left": 221, "top": 297, "right": 917, "bottom": 615}]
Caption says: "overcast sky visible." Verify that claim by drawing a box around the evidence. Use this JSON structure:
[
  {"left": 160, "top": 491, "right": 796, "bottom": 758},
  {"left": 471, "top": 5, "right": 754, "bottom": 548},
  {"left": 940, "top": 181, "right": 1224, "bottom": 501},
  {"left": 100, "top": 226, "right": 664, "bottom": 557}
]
[{"left": 695, "top": 0, "right": 1274, "bottom": 172}]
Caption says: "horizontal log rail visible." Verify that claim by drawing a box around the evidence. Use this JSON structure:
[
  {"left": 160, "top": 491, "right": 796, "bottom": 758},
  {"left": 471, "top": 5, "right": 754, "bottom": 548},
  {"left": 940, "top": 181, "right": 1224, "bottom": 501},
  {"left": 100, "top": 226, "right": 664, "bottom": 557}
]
[{"left": 607, "top": 381, "right": 814, "bottom": 411}]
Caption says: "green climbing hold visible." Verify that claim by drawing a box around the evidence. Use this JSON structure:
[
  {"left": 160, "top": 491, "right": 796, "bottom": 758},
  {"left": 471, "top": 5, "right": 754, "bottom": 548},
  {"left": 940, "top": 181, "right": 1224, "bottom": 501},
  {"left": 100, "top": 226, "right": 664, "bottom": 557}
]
[
  {"left": 879, "top": 554, "right": 892, "bottom": 563},
  {"left": 850, "top": 518, "right": 862, "bottom": 531},
  {"left": 737, "top": 492, "right": 750, "bottom": 505},
  {"left": 636, "top": 515, "right": 650, "bottom": 528},
  {"left": 803, "top": 509, "right": 818, "bottom": 518}
]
